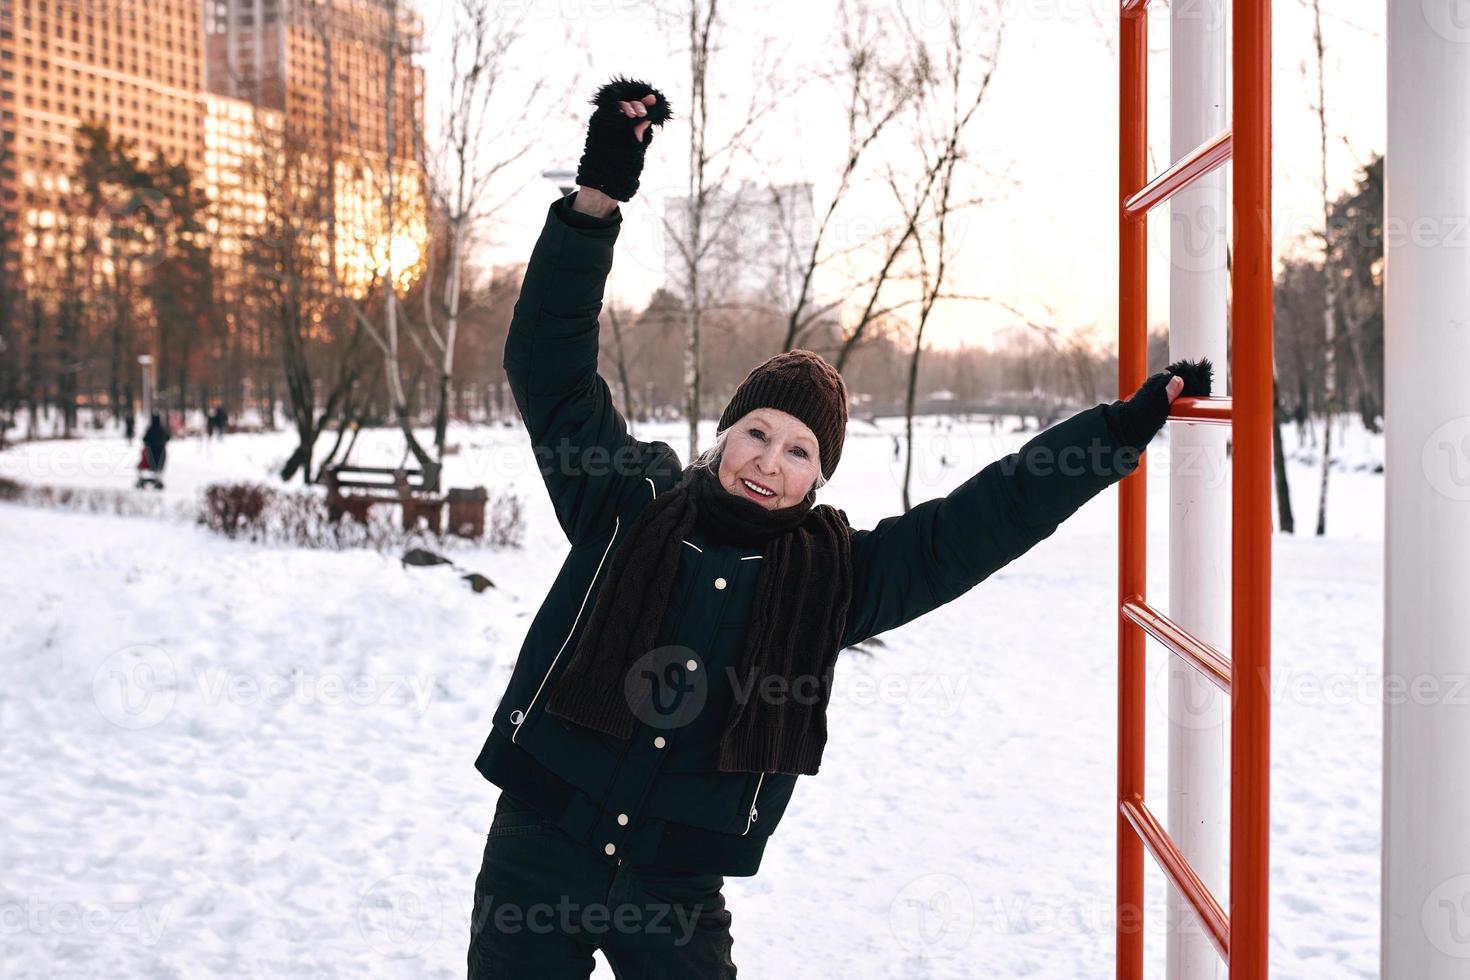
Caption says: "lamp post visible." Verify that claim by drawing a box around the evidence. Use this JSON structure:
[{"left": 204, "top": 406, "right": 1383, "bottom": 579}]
[
  {"left": 542, "top": 169, "right": 577, "bottom": 199},
  {"left": 138, "top": 354, "right": 154, "bottom": 422},
  {"left": 1383, "top": 7, "right": 1470, "bottom": 976},
  {"left": 1166, "top": 5, "right": 1229, "bottom": 979}
]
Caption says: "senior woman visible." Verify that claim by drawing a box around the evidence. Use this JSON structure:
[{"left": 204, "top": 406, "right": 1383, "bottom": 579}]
[{"left": 467, "top": 77, "right": 1210, "bottom": 979}]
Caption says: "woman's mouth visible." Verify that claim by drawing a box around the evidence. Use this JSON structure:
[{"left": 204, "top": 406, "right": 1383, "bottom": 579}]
[{"left": 739, "top": 477, "right": 777, "bottom": 502}]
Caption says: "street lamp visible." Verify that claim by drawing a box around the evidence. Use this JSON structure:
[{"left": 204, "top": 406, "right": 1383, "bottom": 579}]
[
  {"left": 138, "top": 354, "right": 154, "bottom": 422},
  {"left": 542, "top": 169, "right": 577, "bottom": 199}
]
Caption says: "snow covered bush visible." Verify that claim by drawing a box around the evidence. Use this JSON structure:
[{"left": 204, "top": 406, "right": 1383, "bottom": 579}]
[
  {"left": 486, "top": 489, "right": 525, "bottom": 549},
  {"left": 196, "top": 480, "right": 525, "bottom": 553},
  {"left": 201, "top": 482, "right": 272, "bottom": 538},
  {"left": 0, "top": 477, "right": 187, "bottom": 519}
]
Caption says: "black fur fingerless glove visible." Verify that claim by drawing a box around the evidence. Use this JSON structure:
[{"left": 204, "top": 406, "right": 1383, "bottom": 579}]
[
  {"left": 1105, "top": 357, "right": 1215, "bottom": 450},
  {"left": 574, "top": 76, "right": 674, "bottom": 203}
]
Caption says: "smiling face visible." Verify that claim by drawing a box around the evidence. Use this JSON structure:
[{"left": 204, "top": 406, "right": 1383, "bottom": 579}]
[{"left": 717, "top": 408, "right": 822, "bottom": 510}]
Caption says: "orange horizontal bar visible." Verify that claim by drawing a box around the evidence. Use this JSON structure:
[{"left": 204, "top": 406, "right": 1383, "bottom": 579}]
[
  {"left": 1120, "top": 795, "right": 1231, "bottom": 962},
  {"left": 1120, "top": 597, "right": 1232, "bottom": 694},
  {"left": 1169, "top": 395, "right": 1233, "bottom": 426},
  {"left": 1124, "top": 128, "right": 1232, "bottom": 217}
]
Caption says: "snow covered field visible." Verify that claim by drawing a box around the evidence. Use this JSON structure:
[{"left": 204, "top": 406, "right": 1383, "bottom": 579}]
[{"left": 0, "top": 412, "right": 1385, "bottom": 978}]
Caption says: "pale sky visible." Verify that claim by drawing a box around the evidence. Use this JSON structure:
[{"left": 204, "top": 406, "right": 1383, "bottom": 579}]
[{"left": 423, "top": 0, "right": 1385, "bottom": 352}]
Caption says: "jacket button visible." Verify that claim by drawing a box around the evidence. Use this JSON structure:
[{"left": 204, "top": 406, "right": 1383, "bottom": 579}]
[
  {"left": 714, "top": 577, "right": 727, "bottom": 590},
  {"left": 617, "top": 813, "right": 629, "bottom": 826},
  {"left": 654, "top": 736, "right": 667, "bottom": 748},
  {"left": 604, "top": 842, "right": 616, "bottom": 855}
]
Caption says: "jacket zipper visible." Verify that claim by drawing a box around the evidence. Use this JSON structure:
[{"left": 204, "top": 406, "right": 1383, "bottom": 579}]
[
  {"left": 511, "top": 515, "right": 621, "bottom": 743},
  {"left": 742, "top": 773, "right": 766, "bottom": 835}
]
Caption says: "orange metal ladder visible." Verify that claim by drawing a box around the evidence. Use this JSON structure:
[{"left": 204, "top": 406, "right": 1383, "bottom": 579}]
[{"left": 1116, "top": 1, "right": 1272, "bottom": 978}]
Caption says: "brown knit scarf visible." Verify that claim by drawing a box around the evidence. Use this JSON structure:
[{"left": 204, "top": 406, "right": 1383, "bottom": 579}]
[{"left": 543, "top": 462, "right": 854, "bottom": 776}]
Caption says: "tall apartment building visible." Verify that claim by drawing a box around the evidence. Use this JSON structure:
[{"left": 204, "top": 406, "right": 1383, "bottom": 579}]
[
  {"left": 0, "top": 0, "right": 424, "bottom": 304},
  {"left": 0, "top": 0, "right": 206, "bottom": 288},
  {"left": 203, "top": 0, "right": 426, "bottom": 295},
  {"left": 204, "top": 0, "right": 421, "bottom": 156}
]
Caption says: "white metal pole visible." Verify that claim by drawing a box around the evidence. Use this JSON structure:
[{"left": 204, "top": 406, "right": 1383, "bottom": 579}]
[
  {"left": 139, "top": 354, "right": 154, "bottom": 422},
  {"left": 1166, "top": 3, "right": 1228, "bottom": 977},
  {"left": 1383, "top": 6, "right": 1470, "bottom": 977}
]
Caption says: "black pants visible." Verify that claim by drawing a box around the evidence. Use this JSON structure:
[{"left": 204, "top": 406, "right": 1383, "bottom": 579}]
[{"left": 467, "top": 791, "right": 738, "bottom": 979}]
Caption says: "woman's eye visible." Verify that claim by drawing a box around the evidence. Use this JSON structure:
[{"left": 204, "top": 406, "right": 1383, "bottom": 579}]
[
  {"left": 749, "top": 428, "right": 766, "bottom": 441},
  {"left": 791, "top": 447, "right": 808, "bottom": 459}
]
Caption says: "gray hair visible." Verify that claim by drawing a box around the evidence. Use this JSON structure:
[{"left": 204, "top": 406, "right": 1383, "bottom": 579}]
[{"left": 691, "top": 427, "right": 830, "bottom": 503}]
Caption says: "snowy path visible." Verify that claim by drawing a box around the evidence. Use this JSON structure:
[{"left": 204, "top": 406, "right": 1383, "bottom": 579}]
[{"left": 1, "top": 416, "right": 1383, "bottom": 977}]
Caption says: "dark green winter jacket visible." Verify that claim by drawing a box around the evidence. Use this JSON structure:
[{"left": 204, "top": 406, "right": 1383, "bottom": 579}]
[{"left": 473, "top": 192, "right": 1148, "bottom": 876}]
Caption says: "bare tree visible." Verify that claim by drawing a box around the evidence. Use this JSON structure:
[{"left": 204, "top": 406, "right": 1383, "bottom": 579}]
[
  {"left": 658, "top": 0, "right": 780, "bottom": 462},
  {"left": 238, "top": 72, "right": 375, "bottom": 484},
  {"left": 1326, "top": 153, "right": 1384, "bottom": 432},
  {"left": 1305, "top": 0, "right": 1371, "bottom": 535},
  {"left": 776, "top": 0, "right": 919, "bottom": 352},
  {"left": 291, "top": 0, "right": 439, "bottom": 481},
  {"left": 414, "top": 0, "right": 568, "bottom": 458},
  {"left": 877, "top": 1, "right": 1003, "bottom": 509},
  {"left": 833, "top": 2, "right": 1002, "bottom": 374}
]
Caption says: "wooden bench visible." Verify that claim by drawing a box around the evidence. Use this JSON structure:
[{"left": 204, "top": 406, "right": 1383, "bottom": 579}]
[{"left": 321, "top": 463, "right": 446, "bottom": 532}]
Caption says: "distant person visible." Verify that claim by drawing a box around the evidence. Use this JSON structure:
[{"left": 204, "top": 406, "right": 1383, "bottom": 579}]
[
  {"left": 124, "top": 412, "right": 136, "bottom": 443},
  {"left": 463, "top": 74, "right": 1212, "bottom": 978},
  {"left": 142, "top": 413, "right": 170, "bottom": 473}
]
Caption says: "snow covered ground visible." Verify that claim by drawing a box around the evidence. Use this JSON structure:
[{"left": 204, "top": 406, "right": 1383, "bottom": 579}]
[{"left": 0, "top": 412, "right": 1385, "bottom": 978}]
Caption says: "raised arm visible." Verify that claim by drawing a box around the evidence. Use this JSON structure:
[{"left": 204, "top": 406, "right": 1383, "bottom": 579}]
[
  {"left": 501, "top": 79, "right": 676, "bottom": 546},
  {"left": 840, "top": 360, "right": 1211, "bottom": 649}
]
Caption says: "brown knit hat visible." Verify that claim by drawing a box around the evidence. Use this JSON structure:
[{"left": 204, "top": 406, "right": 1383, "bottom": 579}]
[{"left": 716, "top": 349, "right": 849, "bottom": 480}]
